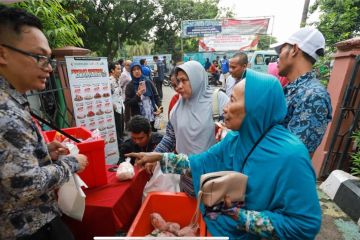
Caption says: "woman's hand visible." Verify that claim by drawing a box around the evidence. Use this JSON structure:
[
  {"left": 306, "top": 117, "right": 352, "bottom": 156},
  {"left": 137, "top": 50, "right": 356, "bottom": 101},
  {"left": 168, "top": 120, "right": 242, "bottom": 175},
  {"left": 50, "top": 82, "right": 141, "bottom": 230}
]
[
  {"left": 125, "top": 152, "right": 162, "bottom": 167},
  {"left": 144, "top": 162, "right": 157, "bottom": 174},
  {"left": 154, "top": 106, "right": 163, "bottom": 115},
  {"left": 137, "top": 83, "right": 146, "bottom": 96},
  {"left": 215, "top": 122, "right": 229, "bottom": 142}
]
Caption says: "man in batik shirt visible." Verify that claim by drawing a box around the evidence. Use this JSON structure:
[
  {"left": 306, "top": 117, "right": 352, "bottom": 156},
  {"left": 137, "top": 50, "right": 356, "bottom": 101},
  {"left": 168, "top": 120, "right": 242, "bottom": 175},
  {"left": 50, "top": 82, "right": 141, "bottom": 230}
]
[
  {"left": 272, "top": 27, "right": 332, "bottom": 154},
  {"left": 0, "top": 6, "right": 88, "bottom": 239},
  {"left": 109, "top": 62, "right": 124, "bottom": 145}
]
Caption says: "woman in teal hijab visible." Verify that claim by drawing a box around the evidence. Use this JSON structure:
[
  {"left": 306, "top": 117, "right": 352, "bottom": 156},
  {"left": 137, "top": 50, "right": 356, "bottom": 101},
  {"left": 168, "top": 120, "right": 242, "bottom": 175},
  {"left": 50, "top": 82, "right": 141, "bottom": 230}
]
[{"left": 128, "top": 69, "right": 321, "bottom": 239}]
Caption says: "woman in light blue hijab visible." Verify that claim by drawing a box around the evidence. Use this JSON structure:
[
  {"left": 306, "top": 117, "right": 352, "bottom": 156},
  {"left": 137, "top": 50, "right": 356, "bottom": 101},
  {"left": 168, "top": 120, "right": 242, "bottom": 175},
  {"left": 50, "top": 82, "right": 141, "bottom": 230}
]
[{"left": 128, "top": 69, "right": 321, "bottom": 239}]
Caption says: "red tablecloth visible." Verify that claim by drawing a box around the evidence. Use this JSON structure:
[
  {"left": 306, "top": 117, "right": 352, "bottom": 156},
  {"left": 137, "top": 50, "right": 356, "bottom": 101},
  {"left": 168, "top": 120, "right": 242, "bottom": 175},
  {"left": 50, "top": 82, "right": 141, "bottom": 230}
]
[{"left": 63, "top": 165, "right": 150, "bottom": 240}]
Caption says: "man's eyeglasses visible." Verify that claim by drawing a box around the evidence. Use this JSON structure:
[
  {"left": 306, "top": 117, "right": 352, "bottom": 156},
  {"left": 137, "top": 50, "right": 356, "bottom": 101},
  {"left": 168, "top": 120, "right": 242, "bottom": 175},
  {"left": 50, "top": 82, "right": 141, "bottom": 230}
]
[{"left": 1, "top": 44, "right": 57, "bottom": 69}]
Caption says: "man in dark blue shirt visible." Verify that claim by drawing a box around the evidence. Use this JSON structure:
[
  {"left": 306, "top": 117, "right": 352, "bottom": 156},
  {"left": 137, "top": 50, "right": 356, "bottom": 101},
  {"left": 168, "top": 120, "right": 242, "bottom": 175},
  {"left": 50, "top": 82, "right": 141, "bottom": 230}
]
[
  {"left": 204, "top": 58, "right": 211, "bottom": 71},
  {"left": 272, "top": 27, "right": 332, "bottom": 154},
  {"left": 119, "top": 115, "right": 163, "bottom": 165},
  {"left": 220, "top": 55, "right": 230, "bottom": 88},
  {"left": 153, "top": 55, "right": 165, "bottom": 100}
]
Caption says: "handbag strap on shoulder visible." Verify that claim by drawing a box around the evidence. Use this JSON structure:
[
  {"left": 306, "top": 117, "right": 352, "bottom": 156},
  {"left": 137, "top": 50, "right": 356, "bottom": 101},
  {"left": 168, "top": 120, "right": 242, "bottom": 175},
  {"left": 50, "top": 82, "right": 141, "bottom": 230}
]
[{"left": 241, "top": 125, "right": 274, "bottom": 172}]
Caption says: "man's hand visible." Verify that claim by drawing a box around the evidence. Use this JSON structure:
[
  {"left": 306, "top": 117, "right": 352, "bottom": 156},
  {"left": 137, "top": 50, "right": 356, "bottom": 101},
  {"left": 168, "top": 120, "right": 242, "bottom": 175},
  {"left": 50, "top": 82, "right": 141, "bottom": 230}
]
[
  {"left": 125, "top": 152, "right": 162, "bottom": 167},
  {"left": 47, "top": 141, "right": 69, "bottom": 160},
  {"left": 75, "top": 154, "right": 88, "bottom": 173}
]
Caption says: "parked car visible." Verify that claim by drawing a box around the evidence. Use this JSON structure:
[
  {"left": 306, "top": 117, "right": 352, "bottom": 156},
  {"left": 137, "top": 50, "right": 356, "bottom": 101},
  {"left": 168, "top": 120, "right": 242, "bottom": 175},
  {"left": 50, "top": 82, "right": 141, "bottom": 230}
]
[{"left": 247, "top": 50, "right": 278, "bottom": 73}]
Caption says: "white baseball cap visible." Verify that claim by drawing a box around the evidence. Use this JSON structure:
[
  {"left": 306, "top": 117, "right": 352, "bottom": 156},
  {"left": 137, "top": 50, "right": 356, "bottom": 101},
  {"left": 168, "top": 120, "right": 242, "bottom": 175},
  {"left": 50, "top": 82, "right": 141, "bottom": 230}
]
[{"left": 271, "top": 27, "right": 325, "bottom": 61}]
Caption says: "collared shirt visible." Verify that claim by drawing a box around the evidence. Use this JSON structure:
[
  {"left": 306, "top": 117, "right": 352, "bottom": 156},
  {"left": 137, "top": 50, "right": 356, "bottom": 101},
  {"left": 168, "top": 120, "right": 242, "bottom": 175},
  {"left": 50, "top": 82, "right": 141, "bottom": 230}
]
[
  {"left": 109, "top": 75, "right": 124, "bottom": 113},
  {"left": 283, "top": 71, "right": 332, "bottom": 153},
  {"left": 119, "top": 70, "right": 131, "bottom": 99},
  {"left": 154, "top": 60, "right": 165, "bottom": 81},
  {"left": 225, "top": 76, "right": 236, "bottom": 97},
  {"left": 0, "top": 76, "right": 79, "bottom": 238},
  {"left": 225, "top": 70, "right": 247, "bottom": 98}
]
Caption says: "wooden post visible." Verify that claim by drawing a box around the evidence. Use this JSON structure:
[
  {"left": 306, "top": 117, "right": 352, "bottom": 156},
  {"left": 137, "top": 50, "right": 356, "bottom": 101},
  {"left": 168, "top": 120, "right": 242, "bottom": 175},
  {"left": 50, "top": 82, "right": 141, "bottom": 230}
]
[
  {"left": 52, "top": 46, "right": 91, "bottom": 126},
  {"left": 312, "top": 37, "right": 360, "bottom": 176}
]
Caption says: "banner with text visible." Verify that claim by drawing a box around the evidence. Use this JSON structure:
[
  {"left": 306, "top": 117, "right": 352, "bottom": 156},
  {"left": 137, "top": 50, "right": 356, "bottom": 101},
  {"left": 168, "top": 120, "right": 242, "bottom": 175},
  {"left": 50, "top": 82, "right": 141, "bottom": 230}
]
[
  {"left": 199, "top": 35, "right": 259, "bottom": 52},
  {"left": 221, "top": 18, "right": 270, "bottom": 35},
  {"left": 181, "top": 18, "right": 270, "bottom": 38},
  {"left": 181, "top": 19, "right": 222, "bottom": 38},
  {"left": 65, "top": 56, "right": 119, "bottom": 164}
]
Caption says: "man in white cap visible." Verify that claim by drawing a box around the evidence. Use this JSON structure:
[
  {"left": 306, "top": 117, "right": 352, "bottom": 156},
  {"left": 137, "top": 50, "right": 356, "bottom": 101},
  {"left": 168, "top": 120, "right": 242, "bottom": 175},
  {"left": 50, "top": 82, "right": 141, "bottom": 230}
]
[{"left": 271, "top": 27, "right": 332, "bottom": 154}]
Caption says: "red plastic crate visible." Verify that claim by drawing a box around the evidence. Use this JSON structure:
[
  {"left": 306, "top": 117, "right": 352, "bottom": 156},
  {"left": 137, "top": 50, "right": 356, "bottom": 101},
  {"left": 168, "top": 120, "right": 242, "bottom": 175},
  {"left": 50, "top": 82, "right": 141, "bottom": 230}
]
[
  {"left": 127, "top": 192, "right": 207, "bottom": 237},
  {"left": 43, "top": 127, "right": 107, "bottom": 188}
]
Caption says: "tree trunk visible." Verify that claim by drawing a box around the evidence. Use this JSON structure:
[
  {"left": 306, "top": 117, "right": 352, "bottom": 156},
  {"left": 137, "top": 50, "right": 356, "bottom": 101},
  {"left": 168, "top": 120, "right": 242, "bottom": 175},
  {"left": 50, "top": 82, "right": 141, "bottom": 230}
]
[{"left": 301, "top": 0, "right": 311, "bottom": 27}]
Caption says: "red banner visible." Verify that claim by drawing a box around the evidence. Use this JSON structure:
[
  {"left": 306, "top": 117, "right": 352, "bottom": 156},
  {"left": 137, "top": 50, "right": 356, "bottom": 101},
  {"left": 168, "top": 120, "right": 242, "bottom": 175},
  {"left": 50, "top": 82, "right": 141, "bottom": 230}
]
[{"left": 221, "top": 18, "right": 270, "bottom": 35}]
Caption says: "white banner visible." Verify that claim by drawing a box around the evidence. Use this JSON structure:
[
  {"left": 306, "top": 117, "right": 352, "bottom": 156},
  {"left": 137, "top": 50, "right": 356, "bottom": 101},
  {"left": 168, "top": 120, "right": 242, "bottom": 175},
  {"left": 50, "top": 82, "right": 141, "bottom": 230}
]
[
  {"left": 65, "top": 56, "right": 119, "bottom": 164},
  {"left": 199, "top": 35, "right": 259, "bottom": 52}
]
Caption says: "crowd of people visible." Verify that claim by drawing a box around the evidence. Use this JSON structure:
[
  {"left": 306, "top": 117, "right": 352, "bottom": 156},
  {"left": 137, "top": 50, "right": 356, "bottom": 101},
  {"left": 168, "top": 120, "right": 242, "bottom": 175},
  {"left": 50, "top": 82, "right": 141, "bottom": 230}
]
[{"left": 0, "top": 4, "right": 333, "bottom": 240}]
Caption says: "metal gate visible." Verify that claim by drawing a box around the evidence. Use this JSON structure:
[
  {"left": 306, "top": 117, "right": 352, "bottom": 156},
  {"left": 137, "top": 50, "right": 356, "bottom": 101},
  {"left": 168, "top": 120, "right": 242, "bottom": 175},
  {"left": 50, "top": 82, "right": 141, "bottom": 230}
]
[
  {"left": 27, "top": 60, "right": 75, "bottom": 129},
  {"left": 320, "top": 55, "right": 360, "bottom": 178}
]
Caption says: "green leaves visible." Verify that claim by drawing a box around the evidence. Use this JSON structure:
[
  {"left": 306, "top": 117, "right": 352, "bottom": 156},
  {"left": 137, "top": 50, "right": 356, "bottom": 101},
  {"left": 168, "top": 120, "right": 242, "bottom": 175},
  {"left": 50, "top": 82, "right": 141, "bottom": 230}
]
[
  {"left": 14, "top": 0, "right": 233, "bottom": 59},
  {"left": 351, "top": 130, "right": 360, "bottom": 177},
  {"left": 308, "top": 0, "right": 360, "bottom": 86},
  {"left": 310, "top": 0, "right": 360, "bottom": 53},
  {"left": 153, "top": 0, "right": 226, "bottom": 57},
  {"left": 63, "top": 0, "right": 158, "bottom": 60},
  {"left": 15, "top": 0, "right": 84, "bottom": 48},
  {"left": 257, "top": 35, "right": 277, "bottom": 50}
]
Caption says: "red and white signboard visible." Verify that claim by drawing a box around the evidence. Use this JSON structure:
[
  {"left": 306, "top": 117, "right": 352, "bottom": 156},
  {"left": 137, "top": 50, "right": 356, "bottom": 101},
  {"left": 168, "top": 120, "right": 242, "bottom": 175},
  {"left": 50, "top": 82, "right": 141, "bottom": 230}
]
[
  {"left": 221, "top": 18, "right": 270, "bottom": 35},
  {"left": 199, "top": 35, "right": 259, "bottom": 52},
  {"left": 65, "top": 56, "right": 119, "bottom": 164}
]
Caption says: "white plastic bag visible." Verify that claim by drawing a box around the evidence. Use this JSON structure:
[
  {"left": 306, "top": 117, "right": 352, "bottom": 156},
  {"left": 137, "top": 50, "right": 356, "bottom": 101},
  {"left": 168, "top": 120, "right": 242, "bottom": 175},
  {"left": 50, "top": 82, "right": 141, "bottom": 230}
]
[
  {"left": 154, "top": 114, "right": 165, "bottom": 130},
  {"left": 142, "top": 162, "right": 180, "bottom": 200},
  {"left": 64, "top": 142, "right": 79, "bottom": 155},
  {"left": 57, "top": 145, "right": 87, "bottom": 221},
  {"left": 116, "top": 157, "right": 135, "bottom": 181},
  {"left": 58, "top": 170, "right": 88, "bottom": 221}
]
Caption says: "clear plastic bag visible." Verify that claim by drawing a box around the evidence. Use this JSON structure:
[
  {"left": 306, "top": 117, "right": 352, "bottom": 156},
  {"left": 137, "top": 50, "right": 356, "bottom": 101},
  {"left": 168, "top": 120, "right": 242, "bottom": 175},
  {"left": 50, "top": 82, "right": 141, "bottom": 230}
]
[
  {"left": 116, "top": 157, "right": 135, "bottom": 180},
  {"left": 154, "top": 114, "right": 165, "bottom": 130}
]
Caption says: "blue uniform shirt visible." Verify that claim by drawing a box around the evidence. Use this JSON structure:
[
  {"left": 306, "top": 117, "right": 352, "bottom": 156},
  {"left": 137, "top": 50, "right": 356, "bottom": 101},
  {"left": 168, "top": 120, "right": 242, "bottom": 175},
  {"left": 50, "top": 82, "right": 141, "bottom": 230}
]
[{"left": 221, "top": 58, "right": 229, "bottom": 74}]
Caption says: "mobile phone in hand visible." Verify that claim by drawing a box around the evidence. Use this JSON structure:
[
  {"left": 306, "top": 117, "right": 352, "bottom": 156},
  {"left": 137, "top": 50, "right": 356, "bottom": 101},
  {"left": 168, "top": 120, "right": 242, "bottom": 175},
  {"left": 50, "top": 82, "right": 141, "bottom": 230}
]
[{"left": 139, "top": 81, "right": 146, "bottom": 92}]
